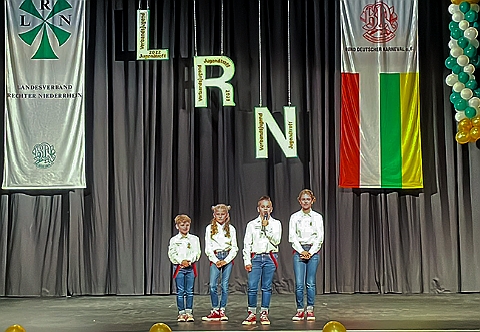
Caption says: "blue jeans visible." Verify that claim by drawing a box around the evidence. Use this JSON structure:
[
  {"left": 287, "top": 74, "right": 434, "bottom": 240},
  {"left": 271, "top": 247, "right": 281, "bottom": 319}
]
[
  {"left": 293, "top": 246, "right": 320, "bottom": 309},
  {"left": 174, "top": 266, "right": 195, "bottom": 312},
  {"left": 247, "top": 253, "right": 277, "bottom": 310},
  {"left": 209, "top": 251, "right": 233, "bottom": 308}
]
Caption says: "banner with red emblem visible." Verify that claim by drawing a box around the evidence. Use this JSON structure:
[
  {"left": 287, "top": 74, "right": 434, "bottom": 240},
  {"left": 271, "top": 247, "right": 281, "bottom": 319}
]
[{"left": 340, "top": 0, "right": 423, "bottom": 189}]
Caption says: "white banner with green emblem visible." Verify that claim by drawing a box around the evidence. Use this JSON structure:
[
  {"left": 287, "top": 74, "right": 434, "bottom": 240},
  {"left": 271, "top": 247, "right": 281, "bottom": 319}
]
[{"left": 3, "top": 0, "right": 86, "bottom": 189}]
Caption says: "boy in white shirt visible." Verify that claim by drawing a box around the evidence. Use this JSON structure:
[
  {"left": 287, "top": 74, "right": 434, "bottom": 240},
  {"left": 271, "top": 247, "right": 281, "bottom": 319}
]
[
  {"left": 168, "top": 214, "right": 201, "bottom": 322},
  {"left": 242, "top": 196, "right": 282, "bottom": 325}
]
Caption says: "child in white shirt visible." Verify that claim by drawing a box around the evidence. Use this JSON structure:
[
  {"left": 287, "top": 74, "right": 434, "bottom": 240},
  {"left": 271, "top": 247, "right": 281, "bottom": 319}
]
[
  {"left": 289, "top": 189, "right": 324, "bottom": 321},
  {"left": 202, "top": 204, "right": 239, "bottom": 321},
  {"left": 168, "top": 214, "right": 201, "bottom": 322},
  {"left": 242, "top": 196, "right": 282, "bottom": 325}
]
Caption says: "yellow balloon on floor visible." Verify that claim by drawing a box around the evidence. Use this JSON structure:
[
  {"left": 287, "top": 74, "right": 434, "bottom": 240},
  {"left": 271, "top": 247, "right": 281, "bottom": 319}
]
[
  {"left": 323, "top": 320, "right": 347, "bottom": 332},
  {"left": 5, "top": 325, "right": 26, "bottom": 332},
  {"left": 149, "top": 323, "right": 172, "bottom": 332}
]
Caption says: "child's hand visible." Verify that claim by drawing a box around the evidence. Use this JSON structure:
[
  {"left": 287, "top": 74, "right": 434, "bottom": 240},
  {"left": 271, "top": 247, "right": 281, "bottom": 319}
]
[
  {"left": 299, "top": 251, "right": 311, "bottom": 260},
  {"left": 216, "top": 260, "right": 226, "bottom": 268},
  {"left": 245, "top": 264, "right": 252, "bottom": 272},
  {"left": 181, "top": 260, "right": 191, "bottom": 267}
]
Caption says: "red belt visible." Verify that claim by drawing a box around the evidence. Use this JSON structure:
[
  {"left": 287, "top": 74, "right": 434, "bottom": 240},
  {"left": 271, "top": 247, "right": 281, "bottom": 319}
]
[
  {"left": 173, "top": 262, "right": 197, "bottom": 279},
  {"left": 251, "top": 251, "right": 278, "bottom": 269}
]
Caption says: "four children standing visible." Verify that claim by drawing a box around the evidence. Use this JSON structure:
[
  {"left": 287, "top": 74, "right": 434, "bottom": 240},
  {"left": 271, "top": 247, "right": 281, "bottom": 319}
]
[{"left": 167, "top": 190, "right": 324, "bottom": 325}]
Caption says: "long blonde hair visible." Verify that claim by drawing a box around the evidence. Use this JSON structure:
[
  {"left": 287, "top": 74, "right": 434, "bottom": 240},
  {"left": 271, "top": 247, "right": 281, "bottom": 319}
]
[{"left": 210, "top": 204, "right": 231, "bottom": 238}]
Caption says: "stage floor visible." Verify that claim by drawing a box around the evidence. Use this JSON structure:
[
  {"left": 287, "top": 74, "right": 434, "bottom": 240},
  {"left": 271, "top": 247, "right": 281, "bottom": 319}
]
[{"left": 1, "top": 293, "right": 479, "bottom": 332}]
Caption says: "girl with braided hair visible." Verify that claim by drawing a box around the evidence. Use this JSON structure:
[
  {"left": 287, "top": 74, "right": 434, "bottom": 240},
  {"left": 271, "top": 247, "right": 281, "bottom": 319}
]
[{"left": 202, "top": 204, "right": 238, "bottom": 322}]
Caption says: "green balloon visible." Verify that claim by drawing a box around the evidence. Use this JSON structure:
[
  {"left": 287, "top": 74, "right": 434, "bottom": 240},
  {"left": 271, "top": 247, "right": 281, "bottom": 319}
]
[
  {"left": 445, "top": 56, "right": 457, "bottom": 69},
  {"left": 466, "top": 79, "right": 478, "bottom": 90},
  {"left": 453, "top": 65, "right": 463, "bottom": 74},
  {"left": 450, "top": 21, "right": 460, "bottom": 31},
  {"left": 455, "top": 99, "right": 468, "bottom": 111},
  {"left": 451, "top": 28, "right": 463, "bottom": 40},
  {"left": 450, "top": 92, "right": 462, "bottom": 104},
  {"left": 458, "top": 72, "right": 470, "bottom": 83},
  {"left": 465, "top": 106, "right": 477, "bottom": 118},
  {"left": 460, "top": 1, "right": 471, "bottom": 13},
  {"left": 458, "top": 37, "right": 469, "bottom": 49},
  {"left": 465, "top": 45, "right": 478, "bottom": 58},
  {"left": 475, "top": 89, "right": 480, "bottom": 98},
  {"left": 465, "top": 10, "right": 478, "bottom": 23}
]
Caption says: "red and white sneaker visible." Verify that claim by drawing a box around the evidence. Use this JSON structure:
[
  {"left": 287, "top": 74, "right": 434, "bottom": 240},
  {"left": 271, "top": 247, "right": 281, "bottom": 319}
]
[
  {"left": 185, "top": 313, "right": 195, "bottom": 322},
  {"left": 292, "top": 310, "right": 305, "bottom": 321},
  {"left": 306, "top": 311, "right": 315, "bottom": 321},
  {"left": 202, "top": 309, "right": 221, "bottom": 321},
  {"left": 260, "top": 311, "right": 270, "bottom": 325},
  {"left": 177, "top": 314, "right": 186, "bottom": 322},
  {"left": 219, "top": 309, "right": 229, "bottom": 321},
  {"left": 242, "top": 311, "right": 256, "bottom": 325}
]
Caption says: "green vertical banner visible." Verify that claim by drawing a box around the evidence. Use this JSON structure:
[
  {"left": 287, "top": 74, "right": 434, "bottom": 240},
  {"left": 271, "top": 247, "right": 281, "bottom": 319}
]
[{"left": 3, "top": 0, "right": 86, "bottom": 189}]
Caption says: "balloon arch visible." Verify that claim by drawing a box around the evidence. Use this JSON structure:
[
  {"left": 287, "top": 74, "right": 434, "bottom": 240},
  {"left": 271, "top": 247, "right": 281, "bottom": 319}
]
[{"left": 446, "top": 0, "right": 480, "bottom": 143}]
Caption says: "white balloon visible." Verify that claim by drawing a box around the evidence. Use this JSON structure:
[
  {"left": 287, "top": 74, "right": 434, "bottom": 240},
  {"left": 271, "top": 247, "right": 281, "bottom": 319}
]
[
  {"left": 449, "top": 4, "right": 459, "bottom": 14},
  {"left": 452, "top": 11, "right": 465, "bottom": 22},
  {"left": 464, "top": 27, "right": 479, "bottom": 40},
  {"left": 457, "top": 54, "right": 470, "bottom": 66},
  {"left": 449, "top": 39, "right": 458, "bottom": 49},
  {"left": 470, "top": 38, "right": 479, "bottom": 48},
  {"left": 464, "top": 64, "right": 475, "bottom": 74},
  {"left": 454, "top": 81, "right": 466, "bottom": 92},
  {"left": 468, "top": 96, "right": 480, "bottom": 107},
  {"left": 455, "top": 111, "right": 467, "bottom": 122},
  {"left": 461, "top": 88, "right": 474, "bottom": 100},
  {"left": 450, "top": 46, "right": 464, "bottom": 58},
  {"left": 459, "top": 20, "right": 470, "bottom": 30},
  {"left": 446, "top": 74, "right": 458, "bottom": 86},
  {"left": 471, "top": 4, "right": 480, "bottom": 12}
]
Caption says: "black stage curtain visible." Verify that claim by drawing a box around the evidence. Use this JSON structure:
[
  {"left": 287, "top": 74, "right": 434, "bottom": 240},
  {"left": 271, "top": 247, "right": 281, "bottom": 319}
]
[{"left": 1, "top": 0, "right": 480, "bottom": 296}]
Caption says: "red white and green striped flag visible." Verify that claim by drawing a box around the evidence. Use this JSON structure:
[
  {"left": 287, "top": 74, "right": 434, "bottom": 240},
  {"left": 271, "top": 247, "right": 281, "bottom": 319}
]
[{"left": 340, "top": 0, "right": 423, "bottom": 189}]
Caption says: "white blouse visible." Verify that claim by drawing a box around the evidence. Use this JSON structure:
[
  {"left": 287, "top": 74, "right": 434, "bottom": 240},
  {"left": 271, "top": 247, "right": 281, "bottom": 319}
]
[
  {"left": 288, "top": 209, "right": 324, "bottom": 254},
  {"left": 204, "top": 222, "right": 239, "bottom": 264}
]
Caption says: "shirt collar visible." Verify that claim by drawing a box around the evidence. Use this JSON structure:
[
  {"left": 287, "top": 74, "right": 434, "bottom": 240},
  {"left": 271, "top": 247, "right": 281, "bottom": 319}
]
[{"left": 301, "top": 209, "right": 311, "bottom": 217}]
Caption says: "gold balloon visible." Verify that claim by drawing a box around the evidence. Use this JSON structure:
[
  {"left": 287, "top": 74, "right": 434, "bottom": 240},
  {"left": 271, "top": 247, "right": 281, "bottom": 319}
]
[
  {"left": 470, "top": 126, "right": 480, "bottom": 141},
  {"left": 323, "top": 320, "right": 347, "bottom": 332},
  {"left": 149, "top": 323, "right": 172, "bottom": 332},
  {"left": 458, "top": 118, "right": 473, "bottom": 132},
  {"left": 5, "top": 325, "right": 26, "bottom": 332},
  {"left": 456, "top": 130, "right": 471, "bottom": 144},
  {"left": 452, "top": 0, "right": 480, "bottom": 3},
  {"left": 472, "top": 115, "right": 480, "bottom": 128}
]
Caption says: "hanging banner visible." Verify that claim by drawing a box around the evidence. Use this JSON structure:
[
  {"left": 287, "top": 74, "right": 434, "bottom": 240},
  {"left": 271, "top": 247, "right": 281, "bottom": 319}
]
[
  {"left": 194, "top": 56, "right": 236, "bottom": 107},
  {"left": 136, "top": 9, "right": 169, "bottom": 60},
  {"left": 3, "top": 0, "right": 86, "bottom": 189},
  {"left": 255, "top": 106, "right": 297, "bottom": 158},
  {"left": 339, "top": 0, "right": 423, "bottom": 189}
]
